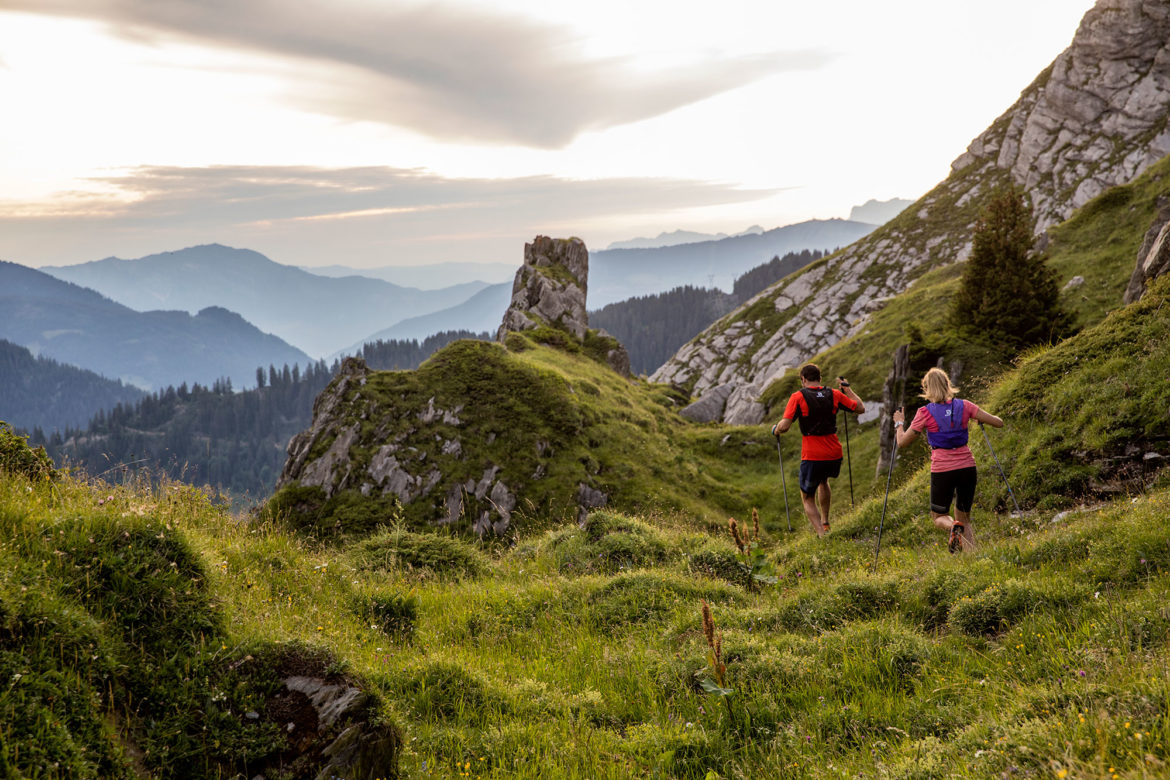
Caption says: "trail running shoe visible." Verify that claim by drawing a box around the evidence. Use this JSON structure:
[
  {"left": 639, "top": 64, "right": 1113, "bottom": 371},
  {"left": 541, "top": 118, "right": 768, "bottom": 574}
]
[{"left": 948, "top": 522, "right": 965, "bottom": 554}]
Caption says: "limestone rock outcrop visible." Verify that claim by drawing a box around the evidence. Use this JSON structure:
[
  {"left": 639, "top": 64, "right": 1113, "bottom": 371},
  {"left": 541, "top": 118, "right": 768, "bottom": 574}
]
[
  {"left": 276, "top": 233, "right": 640, "bottom": 538},
  {"left": 1123, "top": 196, "right": 1170, "bottom": 303},
  {"left": 653, "top": 0, "right": 1170, "bottom": 423},
  {"left": 498, "top": 236, "right": 590, "bottom": 341}
]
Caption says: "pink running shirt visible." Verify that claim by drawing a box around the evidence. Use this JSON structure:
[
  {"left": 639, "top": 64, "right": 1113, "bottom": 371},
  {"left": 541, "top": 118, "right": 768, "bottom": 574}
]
[{"left": 909, "top": 400, "right": 981, "bottom": 473}]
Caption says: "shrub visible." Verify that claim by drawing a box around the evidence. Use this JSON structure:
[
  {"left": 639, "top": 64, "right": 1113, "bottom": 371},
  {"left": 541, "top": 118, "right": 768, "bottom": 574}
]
[
  {"left": 0, "top": 421, "right": 57, "bottom": 481},
  {"left": 349, "top": 529, "right": 487, "bottom": 580},
  {"left": 542, "top": 512, "right": 670, "bottom": 575},
  {"left": 586, "top": 572, "right": 741, "bottom": 632},
  {"left": 949, "top": 578, "right": 1085, "bottom": 637},
  {"left": 835, "top": 578, "right": 900, "bottom": 620},
  {"left": 359, "top": 590, "right": 419, "bottom": 636},
  {"left": 263, "top": 484, "right": 403, "bottom": 541},
  {"left": 688, "top": 549, "right": 750, "bottom": 588},
  {"left": 401, "top": 662, "right": 502, "bottom": 725}
]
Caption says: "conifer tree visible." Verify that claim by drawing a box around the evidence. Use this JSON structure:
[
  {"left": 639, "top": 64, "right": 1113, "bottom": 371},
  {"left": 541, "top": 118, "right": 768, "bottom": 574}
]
[{"left": 949, "top": 185, "right": 1072, "bottom": 353}]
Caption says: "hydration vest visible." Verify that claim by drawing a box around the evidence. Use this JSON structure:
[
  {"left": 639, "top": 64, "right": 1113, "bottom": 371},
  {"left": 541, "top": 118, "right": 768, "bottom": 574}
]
[
  {"left": 925, "top": 399, "right": 968, "bottom": 449},
  {"left": 797, "top": 387, "right": 837, "bottom": 436}
]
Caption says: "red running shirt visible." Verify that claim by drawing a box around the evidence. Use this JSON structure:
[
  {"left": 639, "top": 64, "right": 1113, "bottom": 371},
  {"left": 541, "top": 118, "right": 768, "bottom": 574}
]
[{"left": 783, "top": 388, "right": 859, "bottom": 461}]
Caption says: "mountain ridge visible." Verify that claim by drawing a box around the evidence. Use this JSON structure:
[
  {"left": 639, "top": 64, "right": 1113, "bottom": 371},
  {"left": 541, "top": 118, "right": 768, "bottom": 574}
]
[
  {"left": 0, "top": 260, "right": 310, "bottom": 391},
  {"left": 589, "top": 218, "right": 876, "bottom": 308},
  {"left": 44, "top": 244, "right": 488, "bottom": 357},
  {"left": 652, "top": 0, "right": 1170, "bottom": 424}
]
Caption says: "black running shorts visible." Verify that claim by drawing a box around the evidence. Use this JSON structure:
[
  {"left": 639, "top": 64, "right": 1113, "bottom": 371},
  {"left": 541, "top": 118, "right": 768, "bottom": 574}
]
[
  {"left": 930, "top": 466, "right": 977, "bottom": 514},
  {"left": 799, "top": 458, "right": 842, "bottom": 497}
]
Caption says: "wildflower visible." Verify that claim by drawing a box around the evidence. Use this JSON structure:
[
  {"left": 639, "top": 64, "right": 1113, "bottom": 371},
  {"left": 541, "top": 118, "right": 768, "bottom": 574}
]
[
  {"left": 728, "top": 517, "right": 747, "bottom": 554},
  {"left": 1077, "top": 670, "right": 1086, "bottom": 677}
]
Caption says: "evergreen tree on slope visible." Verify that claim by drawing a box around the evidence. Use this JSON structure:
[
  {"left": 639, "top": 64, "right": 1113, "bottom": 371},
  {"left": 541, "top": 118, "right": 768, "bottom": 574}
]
[{"left": 949, "top": 185, "right": 1072, "bottom": 354}]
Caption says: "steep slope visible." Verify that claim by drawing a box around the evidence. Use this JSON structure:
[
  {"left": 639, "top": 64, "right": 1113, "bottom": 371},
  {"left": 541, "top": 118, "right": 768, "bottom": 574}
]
[
  {"left": 0, "top": 262, "right": 310, "bottom": 391},
  {"left": 45, "top": 244, "right": 487, "bottom": 357},
  {"left": 0, "top": 340, "right": 146, "bottom": 433},
  {"left": 653, "top": 0, "right": 1170, "bottom": 424},
  {"left": 589, "top": 218, "right": 875, "bottom": 307}
]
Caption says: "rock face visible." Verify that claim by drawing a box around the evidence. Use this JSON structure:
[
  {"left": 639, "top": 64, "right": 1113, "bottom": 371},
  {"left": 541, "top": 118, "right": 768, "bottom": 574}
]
[
  {"left": 276, "top": 236, "right": 638, "bottom": 538},
  {"left": 276, "top": 338, "right": 614, "bottom": 537},
  {"left": 498, "top": 236, "right": 590, "bottom": 341},
  {"left": 1123, "top": 196, "right": 1170, "bottom": 303},
  {"left": 653, "top": 0, "right": 1170, "bottom": 423},
  {"left": 496, "top": 235, "right": 631, "bottom": 377}
]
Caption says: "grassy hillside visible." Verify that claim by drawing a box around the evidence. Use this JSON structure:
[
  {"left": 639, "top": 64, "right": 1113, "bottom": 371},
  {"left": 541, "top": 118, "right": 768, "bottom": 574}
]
[
  {"left": 762, "top": 153, "right": 1170, "bottom": 409},
  {"left": 271, "top": 328, "right": 814, "bottom": 543},
  {"left": 4, "top": 270, "right": 1170, "bottom": 778}
]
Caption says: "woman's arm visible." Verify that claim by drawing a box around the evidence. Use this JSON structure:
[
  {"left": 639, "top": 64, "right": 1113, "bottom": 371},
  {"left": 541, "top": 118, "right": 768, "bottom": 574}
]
[
  {"left": 974, "top": 408, "right": 1003, "bottom": 428},
  {"left": 891, "top": 407, "right": 919, "bottom": 448}
]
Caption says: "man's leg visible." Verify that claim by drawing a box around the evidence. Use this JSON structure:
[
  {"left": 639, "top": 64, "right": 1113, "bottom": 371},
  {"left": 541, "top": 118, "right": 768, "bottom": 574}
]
[
  {"left": 816, "top": 481, "right": 831, "bottom": 532},
  {"left": 800, "top": 490, "right": 825, "bottom": 536}
]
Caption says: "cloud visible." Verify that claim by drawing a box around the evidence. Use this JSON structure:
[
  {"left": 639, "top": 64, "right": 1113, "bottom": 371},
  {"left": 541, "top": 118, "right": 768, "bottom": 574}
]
[
  {"left": 5, "top": 0, "right": 830, "bottom": 147},
  {"left": 0, "top": 164, "right": 779, "bottom": 266}
]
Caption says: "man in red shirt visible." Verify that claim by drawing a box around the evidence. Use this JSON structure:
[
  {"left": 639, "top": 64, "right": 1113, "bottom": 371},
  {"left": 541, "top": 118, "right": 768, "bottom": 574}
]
[{"left": 771, "top": 364, "right": 864, "bottom": 536}]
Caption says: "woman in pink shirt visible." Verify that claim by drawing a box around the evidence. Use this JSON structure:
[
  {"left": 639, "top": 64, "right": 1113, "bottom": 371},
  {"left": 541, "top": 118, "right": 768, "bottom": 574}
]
[{"left": 891, "top": 367, "right": 1003, "bottom": 553}]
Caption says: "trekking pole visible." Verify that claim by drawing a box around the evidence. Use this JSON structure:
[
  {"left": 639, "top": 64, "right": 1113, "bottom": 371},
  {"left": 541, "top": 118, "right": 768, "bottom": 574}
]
[
  {"left": 842, "top": 409, "right": 855, "bottom": 507},
  {"left": 775, "top": 438, "right": 793, "bottom": 532},
  {"left": 980, "top": 423, "right": 1021, "bottom": 515},
  {"left": 873, "top": 421, "right": 899, "bottom": 572}
]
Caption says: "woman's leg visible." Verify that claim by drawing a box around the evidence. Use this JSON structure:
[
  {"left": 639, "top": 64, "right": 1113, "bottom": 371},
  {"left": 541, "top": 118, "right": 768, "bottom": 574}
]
[
  {"left": 953, "top": 467, "right": 978, "bottom": 551},
  {"left": 954, "top": 508, "right": 974, "bottom": 550},
  {"left": 931, "top": 511, "right": 954, "bottom": 531}
]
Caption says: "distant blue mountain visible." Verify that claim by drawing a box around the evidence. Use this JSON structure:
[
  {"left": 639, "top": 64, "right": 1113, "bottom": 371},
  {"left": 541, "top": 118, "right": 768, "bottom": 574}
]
[
  {"left": 589, "top": 218, "right": 876, "bottom": 307},
  {"left": 0, "top": 261, "right": 309, "bottom": 391},
  {"left": 343, "top": 283, "right": 512, "bottom": 355},
  {"left": 0, "top": 339, "right": 147, "bottom": 433},
  {"left": 304, "top": 261, "right": 515, "bottom": 290},
  {"left": 45, "top": 244, "right": 487, "bottom": 357}
]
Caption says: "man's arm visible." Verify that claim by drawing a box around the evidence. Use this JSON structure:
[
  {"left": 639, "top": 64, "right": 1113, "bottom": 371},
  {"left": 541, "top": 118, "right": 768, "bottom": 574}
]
[
  {"left": 837, "top": 377, "right": 865, "bottom": 415},
  {"left": 772, "top": 418, "right": 794, "bottom": 435}
]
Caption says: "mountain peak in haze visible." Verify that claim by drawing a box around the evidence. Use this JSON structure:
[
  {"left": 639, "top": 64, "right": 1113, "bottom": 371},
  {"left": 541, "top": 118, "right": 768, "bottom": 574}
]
[
  {"left": 848, "top": 198, "right": 913, "bottom": 225},
  {"left": 44, "top": 245, "right": 489, "bottom": 357},
  {"left": 605, "top": 225, "right": 767, "bottom": 251}
]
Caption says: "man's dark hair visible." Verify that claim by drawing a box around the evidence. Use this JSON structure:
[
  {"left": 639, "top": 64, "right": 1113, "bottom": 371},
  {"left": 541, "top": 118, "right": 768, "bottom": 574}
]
[{"left": 800, "top": 364, "right": 821, "bottom": 383}]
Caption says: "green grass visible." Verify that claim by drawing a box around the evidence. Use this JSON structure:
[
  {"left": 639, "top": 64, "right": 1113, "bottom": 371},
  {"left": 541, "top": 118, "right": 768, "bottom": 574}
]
[
  {"left": 273, "top": 333, "right": 815, "bottom": 543},
  {"left": 5, "top": 158, "right": 1170, "bottom": 777},
  {"left": 6, "top": 364, "right": 1170, "bottom": 779}
]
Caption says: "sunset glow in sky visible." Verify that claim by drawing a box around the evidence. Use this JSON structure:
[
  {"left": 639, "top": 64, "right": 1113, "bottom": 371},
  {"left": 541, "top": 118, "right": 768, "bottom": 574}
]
[{"left": 0, "top": 0, "right": 1097, "bottom": 268}]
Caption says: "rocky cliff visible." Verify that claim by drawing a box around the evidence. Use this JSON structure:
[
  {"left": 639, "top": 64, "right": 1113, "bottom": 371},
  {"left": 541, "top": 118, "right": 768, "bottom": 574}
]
[
  {"left": 275, "top": 237, "right": 639, "bottom": 537},
  {"left": 652, "top": 0, "right": 1170, "bottom": 424},
  {"left": 497, "top": 235, "right": 590, "bottom": 341}
]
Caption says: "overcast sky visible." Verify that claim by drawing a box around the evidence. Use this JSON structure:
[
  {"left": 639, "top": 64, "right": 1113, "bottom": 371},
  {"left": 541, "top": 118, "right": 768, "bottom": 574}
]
[{"left": 0, "top": 0, "right": 1097, "bottom": 269}]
